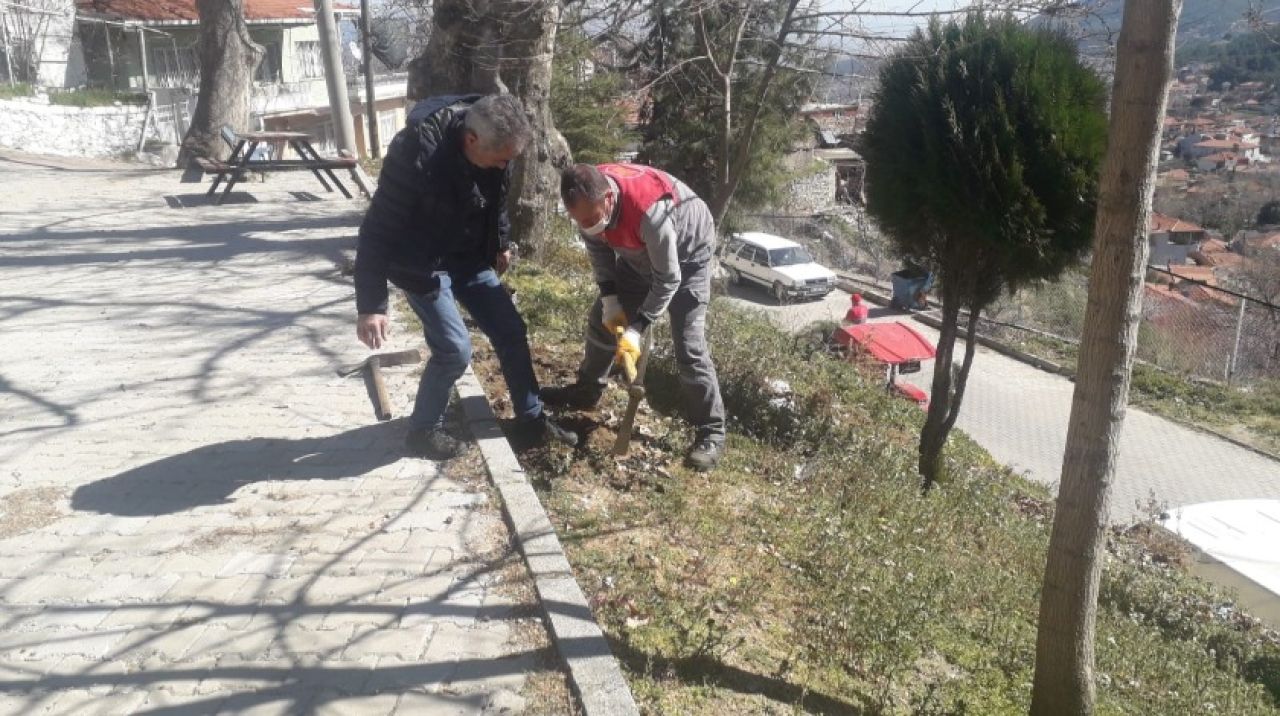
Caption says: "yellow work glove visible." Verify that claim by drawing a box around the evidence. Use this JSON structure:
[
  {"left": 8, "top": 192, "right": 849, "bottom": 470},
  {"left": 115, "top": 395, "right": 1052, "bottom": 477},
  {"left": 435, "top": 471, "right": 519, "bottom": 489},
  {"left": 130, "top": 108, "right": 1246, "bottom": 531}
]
[
  {"left": 615, "top": 326, "right": 643, "bottom": 383},
  {"left": 601, "top": 294, "right": 628, "bottom": 334}
]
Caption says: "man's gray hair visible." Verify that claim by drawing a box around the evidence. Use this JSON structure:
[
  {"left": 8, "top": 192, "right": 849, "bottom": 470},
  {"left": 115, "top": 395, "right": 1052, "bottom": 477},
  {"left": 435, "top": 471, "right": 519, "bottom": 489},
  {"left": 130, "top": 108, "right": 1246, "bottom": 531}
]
[{"left": 464, "top": 94, "right": 532, "bottom": 152}]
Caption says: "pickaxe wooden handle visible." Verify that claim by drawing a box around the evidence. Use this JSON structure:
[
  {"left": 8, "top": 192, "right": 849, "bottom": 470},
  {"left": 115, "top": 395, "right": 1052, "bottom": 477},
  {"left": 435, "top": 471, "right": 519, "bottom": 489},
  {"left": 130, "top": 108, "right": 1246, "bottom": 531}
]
[
  {"left": 613, "top": 328, "right": 654, "bottom": 456},
  {"left": 338, "top": 348, "right": 426, "bottom": 421},
  {"left": 369, "top": 355, "right": 394, "bottom": 421}
]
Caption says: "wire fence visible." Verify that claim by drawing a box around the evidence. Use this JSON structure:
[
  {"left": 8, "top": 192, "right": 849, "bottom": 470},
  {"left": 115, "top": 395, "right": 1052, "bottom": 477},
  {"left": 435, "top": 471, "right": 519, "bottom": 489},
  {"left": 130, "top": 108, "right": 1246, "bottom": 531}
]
[
  {"left": 739, "top": 210, "right": 1280, "bottom": 389},
  {"left": 979, "top": 267, "right": 1280, "bottom": 387}
]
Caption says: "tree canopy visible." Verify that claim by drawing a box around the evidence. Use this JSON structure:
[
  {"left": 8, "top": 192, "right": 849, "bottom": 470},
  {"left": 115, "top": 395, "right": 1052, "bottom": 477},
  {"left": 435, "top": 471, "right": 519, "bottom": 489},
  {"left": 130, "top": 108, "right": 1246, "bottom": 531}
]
[
  {"left": 861, "top": 12, "right": 1108, "bottom": 489},
  {"left": 863, "top": 13, "right": 1109, "bottom": 307}
]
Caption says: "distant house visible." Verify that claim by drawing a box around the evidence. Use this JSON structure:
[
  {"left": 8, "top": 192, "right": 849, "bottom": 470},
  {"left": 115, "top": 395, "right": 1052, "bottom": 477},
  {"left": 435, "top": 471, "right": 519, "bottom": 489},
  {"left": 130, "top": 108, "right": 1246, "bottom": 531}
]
[
  {"left": 1196, "top": 151, "right": 1246, "bottom": 172},
  {"left": 1190, "top": 237, "right": 1245, "bottom": 269},
  {"left": 800, "top": 103, "right": 861, "bottom": 137},
  {"left": 1149, "top": 213, "right": 1206, "bottom": 266},
  {"left": 71, "top": 0, "right": 406, "bottom": 158},
  {"left": 1158, "top": 168, "right": 1191, "bottom": 187},
  {"left": 1189, "top": 137, "right": 1261, "bottom": 162}
]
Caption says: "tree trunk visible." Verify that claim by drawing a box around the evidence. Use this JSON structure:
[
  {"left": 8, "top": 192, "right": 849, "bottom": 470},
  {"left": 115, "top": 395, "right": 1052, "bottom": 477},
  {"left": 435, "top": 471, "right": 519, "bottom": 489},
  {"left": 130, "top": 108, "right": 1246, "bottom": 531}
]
[
  {"left": 1030, "top": 0, "right": 1182, "bottom": 713},
  {"left": 497, "top": 0, "right": 570, "bottom": 259},
  {"left": 920, "top": 281, "right": 982, "bottom": 491},
  {"left": 407, "top": 0, "right": 567, "bottom": 257},
  {"left": 407, "top": 0, "right": 500, "bottom": 99},
  {"left": 919, "top": 291, "right": 958, "bottom": 489},
  {"left": 178, "top": 0, "right": 263, "bottom": 165}
]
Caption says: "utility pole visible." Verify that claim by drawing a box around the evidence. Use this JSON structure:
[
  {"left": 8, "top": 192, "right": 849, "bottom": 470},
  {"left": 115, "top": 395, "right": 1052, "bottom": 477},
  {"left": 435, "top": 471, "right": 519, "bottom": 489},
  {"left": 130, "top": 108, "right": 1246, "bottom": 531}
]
[
  {"left": 360, "top": 0, "right": 379, "bottom": 158},
  {"left": 1227, "top": 297, "right": 1247, "bottom": 385},
  {"left": 313, "top": 0, "right": 357, "bottom": 155},
  {"left": 135, "top": 24, "right": 148, "bottom": 92}
]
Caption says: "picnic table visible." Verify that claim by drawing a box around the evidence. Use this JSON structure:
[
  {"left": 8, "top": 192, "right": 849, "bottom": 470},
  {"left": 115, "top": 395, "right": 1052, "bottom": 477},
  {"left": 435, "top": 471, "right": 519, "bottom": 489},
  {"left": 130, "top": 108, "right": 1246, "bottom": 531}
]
[{"left": 195, "top": 127, "right": 360, "bottom": 205}]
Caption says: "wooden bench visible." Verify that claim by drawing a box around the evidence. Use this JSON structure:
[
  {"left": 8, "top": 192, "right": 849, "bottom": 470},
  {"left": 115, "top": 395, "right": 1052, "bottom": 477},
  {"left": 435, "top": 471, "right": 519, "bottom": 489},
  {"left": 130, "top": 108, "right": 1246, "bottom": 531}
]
[{"left": 199, "top": 126, "right": 359, "bottom": 203}]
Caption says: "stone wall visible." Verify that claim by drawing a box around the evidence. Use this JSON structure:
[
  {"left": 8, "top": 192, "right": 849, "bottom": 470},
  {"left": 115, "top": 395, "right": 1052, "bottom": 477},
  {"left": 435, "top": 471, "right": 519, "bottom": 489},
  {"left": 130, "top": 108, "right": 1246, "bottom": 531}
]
[
  {"left": 783, "top": 151, "right": 837, "bottom": 215},
  {"left": 0, "top": 96, "right": 162, "bottom": 158}
]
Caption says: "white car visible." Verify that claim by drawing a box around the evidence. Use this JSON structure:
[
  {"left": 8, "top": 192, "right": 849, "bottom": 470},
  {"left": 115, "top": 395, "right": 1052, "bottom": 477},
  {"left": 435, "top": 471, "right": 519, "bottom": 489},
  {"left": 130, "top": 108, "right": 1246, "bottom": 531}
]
[{"left": 720, "top": 232, "right": 837, "bottom": 302}]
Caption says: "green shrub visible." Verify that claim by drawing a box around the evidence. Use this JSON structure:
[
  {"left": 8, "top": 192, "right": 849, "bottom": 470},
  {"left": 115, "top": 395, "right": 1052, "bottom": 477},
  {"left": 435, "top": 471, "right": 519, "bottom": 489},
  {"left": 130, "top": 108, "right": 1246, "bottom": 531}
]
[
  {"left": 0, "top": 82, "right": 33, "bottom": 100},
  {"left": 47, "top": 88, "right": 147, "bottom": 107}
]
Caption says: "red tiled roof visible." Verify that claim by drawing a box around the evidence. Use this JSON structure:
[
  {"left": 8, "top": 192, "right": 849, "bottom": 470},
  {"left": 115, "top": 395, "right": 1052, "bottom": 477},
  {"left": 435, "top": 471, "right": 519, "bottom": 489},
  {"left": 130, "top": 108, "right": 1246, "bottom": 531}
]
[
  {"left": 1202, "top": 151, "right": 1241, "bottom": 163},
  {"left": 1168, "top": 264, "right": 1217, "bottom": 285},
  {"left": 1195, "top": 139, "right": 1259, "bottom": 150},
  {"left": 1150, "top": 213, "right": 1204, "bottom": 233},
  {"left": 1250, "top": 233, "right": 1280, "bottom": 250},
  {"left": 1199, "top": 238, "right": 1228, "bottom": 253},
  {"left": 1144, "top": 283, "right": 1198, "bottom": 308},
  {"left": 76, "top": 0, "right": 356, "bottom": 23},
  {"left": 1186, "top": 283, "right": 1237, "bottom": 307}
]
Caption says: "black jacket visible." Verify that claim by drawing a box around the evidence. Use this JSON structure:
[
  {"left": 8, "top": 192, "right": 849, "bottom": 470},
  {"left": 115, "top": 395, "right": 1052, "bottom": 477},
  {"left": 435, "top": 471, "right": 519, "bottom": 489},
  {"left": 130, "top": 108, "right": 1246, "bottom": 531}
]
[{"left": 354, "top": 94, "right": 512, "bottom": 314}]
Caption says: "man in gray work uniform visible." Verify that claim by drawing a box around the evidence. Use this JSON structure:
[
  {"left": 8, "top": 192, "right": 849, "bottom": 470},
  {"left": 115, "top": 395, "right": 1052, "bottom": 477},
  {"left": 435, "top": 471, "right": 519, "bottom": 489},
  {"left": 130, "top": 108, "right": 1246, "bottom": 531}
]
[{"left": 541, "top": 163, "right": 726, "bottom": 471}]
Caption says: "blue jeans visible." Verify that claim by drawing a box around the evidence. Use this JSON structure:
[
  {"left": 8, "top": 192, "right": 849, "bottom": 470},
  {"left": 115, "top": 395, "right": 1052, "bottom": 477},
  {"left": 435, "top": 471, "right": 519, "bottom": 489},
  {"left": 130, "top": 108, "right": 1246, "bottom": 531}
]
[{"left": 404, "top": 268, "right": 543, "bottom": 431}]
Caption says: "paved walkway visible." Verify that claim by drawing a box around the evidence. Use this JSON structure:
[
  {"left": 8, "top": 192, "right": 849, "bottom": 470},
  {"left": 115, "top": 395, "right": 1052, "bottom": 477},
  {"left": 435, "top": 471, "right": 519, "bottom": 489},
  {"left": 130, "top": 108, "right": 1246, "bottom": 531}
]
[
  {"left": 0, "top": 153, "right": 558, "bottom": 714},
  {"left": 724, "top": 284, "right": 1280, "bottom": 524}
]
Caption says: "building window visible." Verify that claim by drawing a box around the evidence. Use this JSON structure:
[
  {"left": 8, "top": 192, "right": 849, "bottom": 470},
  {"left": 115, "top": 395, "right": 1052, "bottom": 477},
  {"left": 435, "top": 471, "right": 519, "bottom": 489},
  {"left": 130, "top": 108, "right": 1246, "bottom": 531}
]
[
  {"left": 149, "top": 42, "right": 199, "bottom": 88},
  {"left": 295, "top": 41, "right": 323, "bottom": 79},
  {"left": 378, "top": 111, "right": 397, "bottom": 145},
  {"left": 255, "top": 42, "right": 282, "bottom": 83}
]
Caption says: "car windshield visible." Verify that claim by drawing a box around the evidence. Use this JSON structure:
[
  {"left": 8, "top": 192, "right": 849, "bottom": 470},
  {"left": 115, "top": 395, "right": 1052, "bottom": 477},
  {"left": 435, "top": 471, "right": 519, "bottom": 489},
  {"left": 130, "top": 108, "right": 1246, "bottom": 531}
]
[{"left": 768, "top": 247, "right": 813, "bottom": 266}]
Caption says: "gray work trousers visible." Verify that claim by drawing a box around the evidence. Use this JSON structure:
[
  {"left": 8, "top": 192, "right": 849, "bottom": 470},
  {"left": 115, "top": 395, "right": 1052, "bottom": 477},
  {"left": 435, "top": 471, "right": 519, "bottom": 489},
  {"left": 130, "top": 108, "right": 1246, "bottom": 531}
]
[{"left": 577, "top": 260, "right": 727, "bottom": 444}]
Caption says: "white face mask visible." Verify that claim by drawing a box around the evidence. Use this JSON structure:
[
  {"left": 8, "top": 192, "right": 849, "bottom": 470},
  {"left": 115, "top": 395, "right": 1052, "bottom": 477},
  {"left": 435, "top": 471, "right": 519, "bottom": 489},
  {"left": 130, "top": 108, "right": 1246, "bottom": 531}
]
[{"left": 579, "top": 193, "right": 613, "bottom": 236}]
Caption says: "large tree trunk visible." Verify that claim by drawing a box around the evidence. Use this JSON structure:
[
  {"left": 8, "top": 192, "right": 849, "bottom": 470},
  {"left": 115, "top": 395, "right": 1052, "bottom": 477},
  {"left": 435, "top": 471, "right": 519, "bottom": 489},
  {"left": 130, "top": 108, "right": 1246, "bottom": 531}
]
[
  {"left": 497, "top": 0, "right": 570, "bottom": 259},
  {"left": 178, "top": 0, "right": 263, "bottom": 165},
  {"left": 1030, "top": 0, "right": 1182, "bottom": 713},
  {"left": 407, "top": 0, "right": 567, "bottom": 256},
  {"left": 407, "top": 0, "right": 500, "bottom": 98}
]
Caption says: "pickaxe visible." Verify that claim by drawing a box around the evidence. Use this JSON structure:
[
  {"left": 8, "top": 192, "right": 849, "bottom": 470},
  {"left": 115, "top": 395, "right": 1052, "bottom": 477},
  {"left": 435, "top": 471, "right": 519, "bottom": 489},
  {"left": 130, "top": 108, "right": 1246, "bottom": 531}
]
[
  {"left": 337, "top": 348, "right": 425, "bottom": 421},
  {"left": 613, "top": 327, "right": 655, "bottom": 456}
]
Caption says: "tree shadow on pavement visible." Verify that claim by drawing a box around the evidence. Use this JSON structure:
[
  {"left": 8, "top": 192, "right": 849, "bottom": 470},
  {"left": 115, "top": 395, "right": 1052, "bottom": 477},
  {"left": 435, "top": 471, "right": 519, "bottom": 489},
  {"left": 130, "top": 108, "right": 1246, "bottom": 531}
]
[{"left": 71, "top": 422, "right": 406, "bottom": 517}]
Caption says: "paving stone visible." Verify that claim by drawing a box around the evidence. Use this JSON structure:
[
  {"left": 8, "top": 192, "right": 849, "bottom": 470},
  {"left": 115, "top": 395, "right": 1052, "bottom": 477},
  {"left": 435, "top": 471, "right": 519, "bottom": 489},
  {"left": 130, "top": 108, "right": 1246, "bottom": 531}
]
[
  {"left": 0, "top": 164, "right": 566, "bottom": 714},
  {"left": 341, "top": 623, "right": 434, "bottom": 662},
  {"left": 394, "top": 690, "right": 487, "bottom": 715},
  {"left": 312, "top": 692, "right": 399, "bottom": 716},
  {"left": 215, "top": 553, "right": 297, "bottom": 579}
]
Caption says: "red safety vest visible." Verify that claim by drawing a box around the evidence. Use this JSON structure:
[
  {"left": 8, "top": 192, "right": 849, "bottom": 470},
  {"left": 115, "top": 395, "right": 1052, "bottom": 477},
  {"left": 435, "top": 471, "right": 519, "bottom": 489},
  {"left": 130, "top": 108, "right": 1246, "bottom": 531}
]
[{"left": 597, "top": 163, "right": 680, "bottom": 251}]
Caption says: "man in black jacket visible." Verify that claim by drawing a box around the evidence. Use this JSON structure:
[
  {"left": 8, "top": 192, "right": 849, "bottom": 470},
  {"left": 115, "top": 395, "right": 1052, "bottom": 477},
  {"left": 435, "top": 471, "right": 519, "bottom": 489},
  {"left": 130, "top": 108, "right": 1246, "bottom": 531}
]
[{"left": 354, "top": 94, "right": 577, "bottom": 458}]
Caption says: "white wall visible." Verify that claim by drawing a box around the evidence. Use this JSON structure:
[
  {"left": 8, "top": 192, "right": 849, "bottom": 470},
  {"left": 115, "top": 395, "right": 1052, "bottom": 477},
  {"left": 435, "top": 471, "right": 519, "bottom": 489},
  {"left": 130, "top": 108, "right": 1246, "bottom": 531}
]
[{"left": 0, "top": 96, "right": 162, "bottom": 158}]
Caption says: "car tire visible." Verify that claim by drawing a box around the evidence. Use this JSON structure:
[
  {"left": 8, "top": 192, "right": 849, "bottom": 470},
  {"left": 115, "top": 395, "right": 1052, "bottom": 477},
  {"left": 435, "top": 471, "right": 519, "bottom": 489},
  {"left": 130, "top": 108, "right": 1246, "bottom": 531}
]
[
  {"left": 773, "top": 281, "right": 789, "bottom": 305},
  {"left": 728, "top": 267, "right": 742, "bottom": 286}
]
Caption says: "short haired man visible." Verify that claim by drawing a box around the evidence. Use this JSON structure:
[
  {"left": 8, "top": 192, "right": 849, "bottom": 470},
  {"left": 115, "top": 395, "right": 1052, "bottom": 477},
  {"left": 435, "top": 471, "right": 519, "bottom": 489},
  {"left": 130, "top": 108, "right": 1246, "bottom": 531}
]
[
  {"left": 354, "top": 94, "right": 577, "bottom": 458},
  {"left": 542, "top": 163, "right": 726, "bottom": 471}
]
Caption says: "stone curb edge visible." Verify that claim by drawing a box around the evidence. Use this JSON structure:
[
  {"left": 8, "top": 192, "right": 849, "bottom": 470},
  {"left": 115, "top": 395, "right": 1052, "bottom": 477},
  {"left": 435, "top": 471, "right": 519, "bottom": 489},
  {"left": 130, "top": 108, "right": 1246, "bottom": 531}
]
[
  {"left": 836, "top": 276, "right": 1280, "bottom": 465},
  {"left": 454, "top": 367, "right": 641, "bottom": 716}
]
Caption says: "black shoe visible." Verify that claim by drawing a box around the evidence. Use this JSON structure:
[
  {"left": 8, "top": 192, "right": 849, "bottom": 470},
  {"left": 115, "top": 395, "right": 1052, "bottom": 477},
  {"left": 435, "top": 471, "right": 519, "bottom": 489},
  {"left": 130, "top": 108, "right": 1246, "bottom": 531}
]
[
  {"left": 513, "top": 414, "right": 580, "bottom": 448},
  {"left": 405, "top": 428, "right": 466, "bottom": 460},
  {"left": 686, "top": 439, "right": 723, "bottom": 472},
  {"left": 539, "top": 381, "right": 606, "bottom": 410}
]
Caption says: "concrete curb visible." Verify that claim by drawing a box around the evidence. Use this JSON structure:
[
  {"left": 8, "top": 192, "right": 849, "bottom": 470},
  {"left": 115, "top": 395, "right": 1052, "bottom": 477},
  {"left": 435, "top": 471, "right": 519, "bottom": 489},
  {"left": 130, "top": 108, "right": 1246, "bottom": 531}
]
[{"left": 454, "top": 367, "right": 641, "bottom": 716}]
